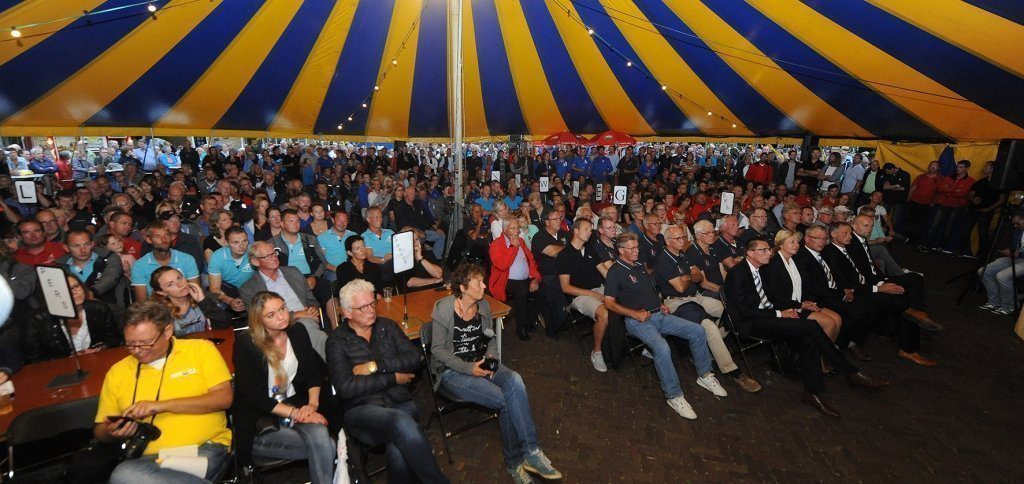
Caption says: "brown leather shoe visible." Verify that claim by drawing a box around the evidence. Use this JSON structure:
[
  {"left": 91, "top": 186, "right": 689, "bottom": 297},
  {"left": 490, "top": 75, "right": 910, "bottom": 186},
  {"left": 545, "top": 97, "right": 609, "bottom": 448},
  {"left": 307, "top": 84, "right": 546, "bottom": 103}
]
[
  {"left": 801, "top": 393, "right": 840, "bottom": 418},
  {"left": 846, "top": 346, "right": 873, "bottom": 362},
  {"left": 732, "top": 373, "right": 762, "bottom": 393},
  {"left": 904, "top": 309, "right": 943, "bottom": 331},
  {"left": 898, "top": 350, "right": 939, "bottom": 367},
  {"left": 846, "top": 372, "right": 890, "bottom": 392}
]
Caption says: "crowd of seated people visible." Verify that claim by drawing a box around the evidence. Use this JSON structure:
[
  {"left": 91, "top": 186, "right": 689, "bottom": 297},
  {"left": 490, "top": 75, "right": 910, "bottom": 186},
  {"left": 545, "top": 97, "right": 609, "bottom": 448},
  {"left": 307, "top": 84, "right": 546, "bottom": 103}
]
[{"left": 0, "top": 139, "right": 976, "bottom": 480}]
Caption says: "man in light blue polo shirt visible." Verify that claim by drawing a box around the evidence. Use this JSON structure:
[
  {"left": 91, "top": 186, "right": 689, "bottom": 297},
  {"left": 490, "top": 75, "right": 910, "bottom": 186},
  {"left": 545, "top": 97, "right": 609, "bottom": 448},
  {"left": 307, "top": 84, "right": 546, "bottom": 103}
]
[
  {"left": 317, "top": 211, "right": 356, "bottom": 282},
  {"left": 207, "top": 226, "right": 253, "bottom": 312},
  {"left": 131, "top": 221, "right": 199, "bottom": 301},
  {"left": 361, "top": 207, "right": 394, "bottom": 267},
  {"left": 474, "top": 185, "right": 495, "bottom": 216}
]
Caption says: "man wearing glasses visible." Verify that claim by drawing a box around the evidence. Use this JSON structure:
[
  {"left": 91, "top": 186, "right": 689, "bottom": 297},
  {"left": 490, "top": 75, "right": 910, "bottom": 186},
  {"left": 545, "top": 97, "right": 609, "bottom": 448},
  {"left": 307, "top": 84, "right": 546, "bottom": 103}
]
[
  {"left": 638, "top": 214, "right": 665, "bottom": 266},
  {"left": 240, "top": 241, "right": 325, "bottom": 357},
  {"left": 723, "top": 239, "right": 889, "bottom": 418},
  {"left": 93, "top": 300, "right": 233, "bottom": 483},
  {"left": 326, "top": 279, "right": 449, "bottom": 483},
  {"left": 603, "top": 232, "right": 725, "bottom": 420}
]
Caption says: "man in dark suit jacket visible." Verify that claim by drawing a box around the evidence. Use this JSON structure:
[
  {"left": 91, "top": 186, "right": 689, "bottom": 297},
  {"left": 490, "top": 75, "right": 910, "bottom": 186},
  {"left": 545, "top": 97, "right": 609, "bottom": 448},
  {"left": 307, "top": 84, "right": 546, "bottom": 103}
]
[
  {"left": 823, "top": 223, "right": 938, "bottom": 367},
  {"left": 724, "top": 238, "right": 888, "bottom": 418},
  {"left": 241, "top": 241, "right": 326, "bottom": 357}
]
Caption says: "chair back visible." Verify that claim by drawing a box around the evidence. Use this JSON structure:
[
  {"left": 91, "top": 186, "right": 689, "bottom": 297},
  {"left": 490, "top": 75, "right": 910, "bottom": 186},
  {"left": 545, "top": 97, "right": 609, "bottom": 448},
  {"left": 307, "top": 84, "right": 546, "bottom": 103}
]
[
  {"left": 7, "top": 396, "right": 99, "bottom": 447},
  {"left": 419, "top": 321, "right": 441, "bottom": 382}
]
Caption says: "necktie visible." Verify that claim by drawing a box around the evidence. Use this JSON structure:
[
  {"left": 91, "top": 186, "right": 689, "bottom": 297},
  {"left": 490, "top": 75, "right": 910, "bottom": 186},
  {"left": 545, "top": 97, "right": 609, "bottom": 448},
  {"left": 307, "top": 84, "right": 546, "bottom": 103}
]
[
  {"left": 840, "top": 247, "right": 866, "bottom": 284},
  {"left": 816, "top": 254, "right": 836, "bottom": 289},
  {"left": 752, "top": 268, "right": 773, "bottom": 309},
  {"left": 860, "top": 238, "right": 878, "bottom": 275}
]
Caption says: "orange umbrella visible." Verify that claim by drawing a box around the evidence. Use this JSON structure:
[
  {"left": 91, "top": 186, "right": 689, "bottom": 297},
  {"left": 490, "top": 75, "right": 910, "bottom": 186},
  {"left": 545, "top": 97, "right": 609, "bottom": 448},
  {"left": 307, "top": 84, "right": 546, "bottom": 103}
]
[
  {"left": 541, "top": 131, "right": 590, "bottom": 146},
  {"left": 589, "top": 130, "right": 636, "bottom": 146}
]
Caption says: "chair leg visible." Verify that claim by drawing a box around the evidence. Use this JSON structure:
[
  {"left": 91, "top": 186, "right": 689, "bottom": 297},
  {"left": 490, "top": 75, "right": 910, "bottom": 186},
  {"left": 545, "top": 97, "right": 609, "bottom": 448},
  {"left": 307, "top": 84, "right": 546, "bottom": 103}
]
[
  {"left": 626, "top": 341, "right": 647, "bottom": 390},
  {"left": 732, "top": 331, "right": 754, "bottom": 376}
]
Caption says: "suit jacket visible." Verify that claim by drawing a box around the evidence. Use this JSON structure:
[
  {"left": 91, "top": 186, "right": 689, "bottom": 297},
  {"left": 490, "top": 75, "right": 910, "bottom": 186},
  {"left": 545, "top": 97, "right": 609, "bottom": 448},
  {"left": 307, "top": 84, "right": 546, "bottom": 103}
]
[
  {"left": 240, "top": 266, "right": 318, "bottom": 309},
  {"left": 821, "top": 243, "right": 875, "bottom": 295},
  {"left": 723, "top": 262, "right": 778, "bottom": 336},
  {"left": 846, "top": 235, "right": 884, "bottom": 285},
  {"left": 761, "top": 254, "right": 803, "bottom": 310},
  {"left": 792, "top": 246, "right": 844, "bottom": 304}
]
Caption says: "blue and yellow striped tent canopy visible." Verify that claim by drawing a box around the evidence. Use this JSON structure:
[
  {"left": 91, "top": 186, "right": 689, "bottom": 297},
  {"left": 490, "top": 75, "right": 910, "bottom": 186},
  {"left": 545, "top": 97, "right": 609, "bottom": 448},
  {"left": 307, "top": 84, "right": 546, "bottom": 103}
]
[{"left": 0, "top": 0, "right": 1022, "bottom": 142}]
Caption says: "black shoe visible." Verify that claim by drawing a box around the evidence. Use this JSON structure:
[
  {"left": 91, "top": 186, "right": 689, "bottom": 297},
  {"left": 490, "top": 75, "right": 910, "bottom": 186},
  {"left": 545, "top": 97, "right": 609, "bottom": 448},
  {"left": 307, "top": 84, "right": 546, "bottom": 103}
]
[
  {"left": 527, "top": 320, "right": 540, "bottom": 332},
  {"left": 517, "top": 326, "right": 531, "bottom": 341}
]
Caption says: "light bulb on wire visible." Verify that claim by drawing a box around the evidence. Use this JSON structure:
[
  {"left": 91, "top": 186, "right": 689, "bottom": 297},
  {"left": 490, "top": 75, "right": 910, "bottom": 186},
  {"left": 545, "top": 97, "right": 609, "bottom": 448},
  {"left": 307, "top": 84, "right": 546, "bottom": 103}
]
[
  {"left": 10, "top": 28, "right": 21, "bottom": 38},
  {"left": 147, "top": 3, "right": 157, "bottom": 12}
]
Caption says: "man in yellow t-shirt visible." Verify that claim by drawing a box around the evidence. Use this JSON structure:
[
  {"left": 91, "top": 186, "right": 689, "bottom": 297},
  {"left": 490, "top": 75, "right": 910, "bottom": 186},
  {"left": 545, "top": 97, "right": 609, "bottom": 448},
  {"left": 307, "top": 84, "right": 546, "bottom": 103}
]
[{"left": 93, "top": 300, "right": 233, "bottom": 483}]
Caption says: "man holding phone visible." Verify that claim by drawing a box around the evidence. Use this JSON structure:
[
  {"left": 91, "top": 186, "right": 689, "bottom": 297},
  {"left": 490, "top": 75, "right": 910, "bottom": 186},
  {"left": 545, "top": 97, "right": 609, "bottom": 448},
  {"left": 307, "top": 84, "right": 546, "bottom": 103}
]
[{"left": 93, "top": 300, "right": 232, "bottom": 483}]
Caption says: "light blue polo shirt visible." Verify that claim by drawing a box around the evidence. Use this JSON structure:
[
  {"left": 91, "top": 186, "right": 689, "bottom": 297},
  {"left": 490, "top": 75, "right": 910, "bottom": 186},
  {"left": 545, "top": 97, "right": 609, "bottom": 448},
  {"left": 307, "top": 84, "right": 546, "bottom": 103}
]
[
  {"left": 66, "top": 252, "right": 99, "bottom": 283},
  {"left": 131, "top": 249, "right": 200, "bottom": 294},
  {"left": 361, "top": 228, "right": 394, "bottom": 258},
  {"left": 284, "top": 236, "right": 311, "bottom": 275},
  {"left": 318, "top": 228, "right": 356, "bottom": 266},
  {"left": 475, "top": 196, "right": 494, "bottom": 212},
  {"left": 207, "top": 246, "right": 254, "bottom": 287}
]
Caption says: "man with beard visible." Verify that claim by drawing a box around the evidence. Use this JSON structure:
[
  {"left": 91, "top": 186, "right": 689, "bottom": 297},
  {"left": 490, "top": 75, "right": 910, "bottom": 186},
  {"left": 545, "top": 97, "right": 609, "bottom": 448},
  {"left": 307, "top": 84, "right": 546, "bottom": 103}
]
[{"left": 131, "top": 221, "right": 199, "bottom": 301}]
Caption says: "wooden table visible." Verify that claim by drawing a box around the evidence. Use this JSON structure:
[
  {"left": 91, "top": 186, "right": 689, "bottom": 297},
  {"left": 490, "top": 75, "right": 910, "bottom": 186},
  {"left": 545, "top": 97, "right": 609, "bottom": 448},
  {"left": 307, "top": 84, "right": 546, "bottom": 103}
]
[
  {"left": 0, "top": 329, "right": 234, "bottom": 437},
  {"left": 377, "top": 289, "right": 511, "bottom": 350}
]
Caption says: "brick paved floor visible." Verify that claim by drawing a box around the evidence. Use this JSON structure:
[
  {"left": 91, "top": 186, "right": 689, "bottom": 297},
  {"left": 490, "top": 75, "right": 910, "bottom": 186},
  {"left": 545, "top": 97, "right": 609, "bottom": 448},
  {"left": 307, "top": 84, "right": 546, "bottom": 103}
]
[{"left": 270, "top": 247, "right": 1024, "bottom": 483}]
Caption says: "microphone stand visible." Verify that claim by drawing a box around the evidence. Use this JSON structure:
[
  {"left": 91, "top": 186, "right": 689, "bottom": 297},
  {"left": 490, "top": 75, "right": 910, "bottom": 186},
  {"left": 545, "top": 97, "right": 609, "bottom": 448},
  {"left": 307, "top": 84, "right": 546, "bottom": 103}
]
[{"left": 48, "top": 318, "right": 90, "bottom": 388}]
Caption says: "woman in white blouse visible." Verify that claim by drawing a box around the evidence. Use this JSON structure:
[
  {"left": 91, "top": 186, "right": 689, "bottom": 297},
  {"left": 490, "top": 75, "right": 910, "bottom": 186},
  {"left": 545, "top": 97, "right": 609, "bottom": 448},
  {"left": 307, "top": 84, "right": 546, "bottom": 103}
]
[{"left": 764, "top": 230, "right": 843, "bottom": 342}]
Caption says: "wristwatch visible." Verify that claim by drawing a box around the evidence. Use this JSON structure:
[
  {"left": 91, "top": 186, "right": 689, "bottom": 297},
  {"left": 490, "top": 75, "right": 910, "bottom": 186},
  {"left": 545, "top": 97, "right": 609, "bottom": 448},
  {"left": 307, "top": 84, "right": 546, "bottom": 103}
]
[{"left": 367, "top": 361, "right": 378, "bottom": 374}]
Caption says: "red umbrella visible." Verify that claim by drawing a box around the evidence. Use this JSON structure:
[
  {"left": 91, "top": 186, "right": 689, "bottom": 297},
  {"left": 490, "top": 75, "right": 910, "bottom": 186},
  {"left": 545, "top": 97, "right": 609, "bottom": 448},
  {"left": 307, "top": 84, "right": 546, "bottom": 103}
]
[
  {"left": 589, "top": 130, "right": 637, "bottom": 146},
  {"left": 542, "top": 131, "right": 589, "bottom": 146}
]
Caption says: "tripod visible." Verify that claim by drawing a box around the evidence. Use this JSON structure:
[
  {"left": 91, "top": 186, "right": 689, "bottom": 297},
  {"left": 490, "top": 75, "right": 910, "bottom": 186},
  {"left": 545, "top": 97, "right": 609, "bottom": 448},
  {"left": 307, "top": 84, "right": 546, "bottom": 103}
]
[{"left": 953, "top": 204, "right": 1019, "bottom": 312}]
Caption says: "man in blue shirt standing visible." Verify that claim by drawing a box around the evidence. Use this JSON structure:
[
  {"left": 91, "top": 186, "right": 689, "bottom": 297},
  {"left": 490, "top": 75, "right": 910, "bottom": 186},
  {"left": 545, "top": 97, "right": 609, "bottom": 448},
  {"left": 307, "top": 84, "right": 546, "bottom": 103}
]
[
  {"left": 568, "top": 149, "right": 589, "bottom": 180},
  {"left": 590, "top": 146, "right": 614, "bottom": 183}
]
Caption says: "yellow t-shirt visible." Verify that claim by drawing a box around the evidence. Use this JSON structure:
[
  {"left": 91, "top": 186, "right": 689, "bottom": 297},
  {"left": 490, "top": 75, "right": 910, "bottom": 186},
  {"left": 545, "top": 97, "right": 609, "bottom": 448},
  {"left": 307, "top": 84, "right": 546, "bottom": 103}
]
[{"left": 94, "top": 338, "right": 233, "bottom": 454}]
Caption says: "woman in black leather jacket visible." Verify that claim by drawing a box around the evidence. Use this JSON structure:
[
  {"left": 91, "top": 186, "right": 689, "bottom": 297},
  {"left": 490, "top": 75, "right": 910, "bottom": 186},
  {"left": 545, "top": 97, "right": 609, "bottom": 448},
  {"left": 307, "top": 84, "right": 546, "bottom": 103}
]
[{"left": 22, "top": 272, "right": 121, "bottom": 363}]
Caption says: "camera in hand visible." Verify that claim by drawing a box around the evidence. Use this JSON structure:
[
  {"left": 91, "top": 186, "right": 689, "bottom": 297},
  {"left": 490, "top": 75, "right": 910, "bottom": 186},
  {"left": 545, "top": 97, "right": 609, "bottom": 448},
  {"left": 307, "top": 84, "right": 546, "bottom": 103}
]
[
  {"left": 122, "top": 420, "right": 162, "bottom": 459},
  {"left": 481, "top": 357, "right": 500, "bottom": 373}
]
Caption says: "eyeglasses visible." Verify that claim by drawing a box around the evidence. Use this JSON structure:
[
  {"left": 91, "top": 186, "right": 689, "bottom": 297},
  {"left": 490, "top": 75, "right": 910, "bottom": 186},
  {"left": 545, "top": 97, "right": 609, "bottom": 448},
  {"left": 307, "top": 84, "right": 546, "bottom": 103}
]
[
  {"left": 125, "top": 334, "right": 163, "bottom": 351},
  {"left": 352, "top": 300, "right": 377, "bottom": 313},
  {"left": 621, "top": 245, "right": 639, "bottom": 251},
  {"left": 749, "top": 247, "right": 772, "bottom": 253}
]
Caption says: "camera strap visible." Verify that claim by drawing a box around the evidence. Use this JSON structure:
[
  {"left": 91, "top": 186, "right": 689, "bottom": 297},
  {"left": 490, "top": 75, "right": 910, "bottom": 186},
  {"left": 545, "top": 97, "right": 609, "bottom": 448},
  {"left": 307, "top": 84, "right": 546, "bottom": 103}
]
[{"left": 131, "top": 339, "right": 173, "bottom": 425}]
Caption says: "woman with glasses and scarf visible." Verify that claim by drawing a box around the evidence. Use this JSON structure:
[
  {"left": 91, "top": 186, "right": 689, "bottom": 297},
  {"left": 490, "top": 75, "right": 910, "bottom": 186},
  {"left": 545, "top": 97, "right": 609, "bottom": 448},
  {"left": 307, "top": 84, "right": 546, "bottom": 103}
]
[{"left": 149, "top": 266, "right": 231, "bottom": 336}]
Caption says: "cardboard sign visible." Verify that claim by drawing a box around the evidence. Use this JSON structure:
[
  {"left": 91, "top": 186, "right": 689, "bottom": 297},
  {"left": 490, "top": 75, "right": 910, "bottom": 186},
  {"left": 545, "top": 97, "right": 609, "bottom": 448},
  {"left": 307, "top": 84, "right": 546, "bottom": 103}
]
[
  {"left": 37, "top": 266, "right": 76, "bottom": 318},
  {"left": 15, "top": 180, "right": 37, "bottom": 204},
  {"left": 596, "top": 184, "right": 603, "bottom": 201},
  {"left": 719, "top": 192, "right": 735, "bottom": 215},
  {"left": 515, "top": 174, "right": 521, "bottom": 185},
  {"left": 391, "top": 230, "right": 415, "bottom": 274},
  {"left": 491, "top": 170, "right": 501, "bottom": 182},
  {"left": 572, "top": 181, "right": 580, "bottom": 197},
  {"left": 540, "top": 177, "right": 549, "bottom": 192},
  {"left": 613, "top": 186, "right": 627, "bottom": 205}
]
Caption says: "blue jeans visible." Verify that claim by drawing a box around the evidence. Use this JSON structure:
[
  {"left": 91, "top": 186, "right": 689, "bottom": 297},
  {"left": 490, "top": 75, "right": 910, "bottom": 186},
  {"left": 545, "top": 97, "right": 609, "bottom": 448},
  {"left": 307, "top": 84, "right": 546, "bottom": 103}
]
[
  {"left": 109, "top": 443, "right": 229, "bottom": 484},
  {"left": 980, "top": 256, "right": 1024, "bottom": 310},
  {"left": 425, "top": 229, "right": 447, "bottom": 259},
  {"left": 440, "top": 365, "right": 539, "bottom": 470},
  {"left": 625, "top": 312, "right": 713, "bottom": 400},
  {"left": 253, "top": 422, "right": 336, "bottom": 484},
  {"left": 343, "top": 400, "right": 449, "bottom": 484}
]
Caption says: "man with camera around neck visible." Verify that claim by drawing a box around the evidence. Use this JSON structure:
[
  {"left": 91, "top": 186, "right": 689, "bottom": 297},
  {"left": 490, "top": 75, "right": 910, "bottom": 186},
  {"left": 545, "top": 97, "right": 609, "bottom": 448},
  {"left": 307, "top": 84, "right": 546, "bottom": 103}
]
[{"left": 93, "top": 300, "right": 233, "bottom": 483}]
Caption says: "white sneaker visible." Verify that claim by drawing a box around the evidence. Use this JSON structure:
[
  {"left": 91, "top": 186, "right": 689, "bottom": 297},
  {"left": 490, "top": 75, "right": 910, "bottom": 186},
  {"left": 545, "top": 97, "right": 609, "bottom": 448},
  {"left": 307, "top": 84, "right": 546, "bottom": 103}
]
[
  {"left": 590, "top": 351, "right": 608, "bottom": 372},
  {"left": 641, "top": 348, "right": 653, "bottom": 359},
  {"left": 667, "top": 395, "right": 697, "bottom": 419},
  {"left": 697, "top": 374, "right": 728, "bottom": 398}
]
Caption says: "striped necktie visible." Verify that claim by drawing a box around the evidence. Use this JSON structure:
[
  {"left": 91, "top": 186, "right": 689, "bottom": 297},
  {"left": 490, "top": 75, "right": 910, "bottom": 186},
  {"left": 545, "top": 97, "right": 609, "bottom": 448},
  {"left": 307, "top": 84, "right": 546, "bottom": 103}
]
[
  {"left": 816, "top": 253, "right": 837, "bottom": 289},
  {"left": 838, "top": 245, "right": 866, "bottom": 284},
  {"left": 752, "top": 268, "right": 773, "bottom": 309},
  {"left": 859, "top": 237, "right": 878, "bottom": 276}
]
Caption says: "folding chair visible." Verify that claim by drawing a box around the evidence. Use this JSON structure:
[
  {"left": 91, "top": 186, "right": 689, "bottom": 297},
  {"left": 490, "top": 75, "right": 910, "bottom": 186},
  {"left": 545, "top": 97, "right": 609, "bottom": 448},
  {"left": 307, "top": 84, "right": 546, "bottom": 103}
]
[
  {"left": 556, "top": 304, "right": 594, "bottom": 355},
  {"left": 5, "top": 396, "right": 99, "bottom": 480},
  {"left": 718, "top": 296, "right": 783, "bottom": 376},
  {"left": 623, "top": 334, "right": 654, "bottom": 390},
  {"left": 418, "top": 322, "right": 498, "bottom": 464}
]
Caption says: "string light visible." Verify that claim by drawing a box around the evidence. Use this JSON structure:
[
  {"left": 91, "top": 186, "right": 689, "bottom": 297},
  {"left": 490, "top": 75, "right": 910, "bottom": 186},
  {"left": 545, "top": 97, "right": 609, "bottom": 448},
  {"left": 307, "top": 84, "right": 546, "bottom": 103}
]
[
  {"left": 391, "top": 59, "right": 398, "bottom": 65},
  {"left": 361, "top": 103, "right": 367, "bottom": 108},
  {"left": 373, "top": 85, "right": 379, "bottom": 91},
  {"left": 661, "top": 84, "right": 667, "bottom": 91},
  {"left": 626, "top": 61, "right": 632, "bottom": 67},
  {"left": 347, "top": 116, "right": 353, "bottom": 121},
  {"left": 10, "top": 28, "right": 20, "bottom": 38},
  {"left": 707, "top": 111, "right": 713, "bottom": 116},
  {"left": 587, "top": 28, "right": 594, "bottom": 35},
  {"left": 147, "top": 3, "right": 156, "bottom": 12}
]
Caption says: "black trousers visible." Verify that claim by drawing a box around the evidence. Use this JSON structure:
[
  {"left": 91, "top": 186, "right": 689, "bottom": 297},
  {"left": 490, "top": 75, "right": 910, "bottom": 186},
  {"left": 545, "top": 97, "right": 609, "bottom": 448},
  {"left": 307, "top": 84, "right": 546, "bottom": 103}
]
[
  {"left": 747, "top": 317, "right": 858, "bottom": 393},
  {"left": 861, "top": 292, "right": 920, "bottom": 353},
  {"left": 539, "top": 274, "right": 568, "bottom": 337},
  {"left": 506, "top": 279, "right": 540, "bottom": 332},
  {"left": 885, "top": 272, "right": 925, "bottom": 310},
  {"left": 824, "top": 297, "right": 875, "bottom": 350}
]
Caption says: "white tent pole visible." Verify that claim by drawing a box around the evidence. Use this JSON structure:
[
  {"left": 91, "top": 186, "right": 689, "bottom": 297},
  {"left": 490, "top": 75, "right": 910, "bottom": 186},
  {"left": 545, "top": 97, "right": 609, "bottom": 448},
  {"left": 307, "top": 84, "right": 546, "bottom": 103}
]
[{"left": 447, "top": 0, "right": 464, "bottom": 255}]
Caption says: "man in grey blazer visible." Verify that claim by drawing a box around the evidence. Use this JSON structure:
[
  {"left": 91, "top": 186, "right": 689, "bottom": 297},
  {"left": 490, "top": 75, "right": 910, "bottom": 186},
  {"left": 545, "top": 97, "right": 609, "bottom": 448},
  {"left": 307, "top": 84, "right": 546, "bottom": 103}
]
[{"left": 241, "top": 241, "right": 326, "bottom": 358}]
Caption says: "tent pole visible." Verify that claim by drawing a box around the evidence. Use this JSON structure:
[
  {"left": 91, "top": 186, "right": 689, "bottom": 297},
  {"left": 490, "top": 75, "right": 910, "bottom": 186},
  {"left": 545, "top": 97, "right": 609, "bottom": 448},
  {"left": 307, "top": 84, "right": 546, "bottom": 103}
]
[{"left": 447, "top": 0, "right": 464, "bottom": 257}]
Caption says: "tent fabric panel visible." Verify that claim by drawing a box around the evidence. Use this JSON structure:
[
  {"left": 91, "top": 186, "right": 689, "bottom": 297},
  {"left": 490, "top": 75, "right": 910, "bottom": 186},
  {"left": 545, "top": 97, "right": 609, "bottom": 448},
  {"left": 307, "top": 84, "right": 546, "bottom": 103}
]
[
  {"left": 702, "top": 0, "right": 945, "bottom": 141},
  {"left": 214, "top": 0, "right": 338, "bottom": 132},
  {"left": 408, "top": 0, "right": 449, "bottom": 138},
  {"left": 312, "top": 0, "right": 395, "bottom": 135},
  {"left": 493, "top": 0, "right": 568, "bottom": 137},
  {"left": 0, "top": 0, "right": 106, "bottom": 66},
  {"left": 749, "top": 0, "right": 1024, "bottom": 142},
  {"left": 85, "top": 0, "right": 264, "bottom": 127},
  {"left": 3, "top": 0, "right": 218, "bottom": 128},
  {"left": 269, "top": 0, "right": 359, "bottom": 135},
  {"left": 0, "top": 0, "right": 171, "bottom": 120},
  {"left": 599, "top": 0, "right": 751, "bottom": 136},
  {"left": 470, "top": 0, "right": 528, "bottom": 135},
  {"left": 459, "top": 0, "right": 491, "bottom": 138},
  {"left": 518, "top": 0, "right": 607, "bottom": 134},
  {"left": 365, "top": 0, "right": 425, "bottom": 139},
  {"left": 808, "top": 0, "right": 1024, "bottom": 129},
  {"left": 961, "top": 0, "right": 1024, "bottom": 25}
]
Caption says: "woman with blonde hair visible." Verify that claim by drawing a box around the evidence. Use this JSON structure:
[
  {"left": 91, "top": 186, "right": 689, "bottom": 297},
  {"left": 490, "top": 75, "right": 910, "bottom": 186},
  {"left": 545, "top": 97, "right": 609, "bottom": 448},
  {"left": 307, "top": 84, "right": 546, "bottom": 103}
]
[
  {"left": 489, "top": 199, "right": 510, "bottom": 240},
  {"left": 764, "top": 230, "right": 843, "bottom": 342},
  {"left": 232, "top": 291, "right": 334, "bottom": 483}
]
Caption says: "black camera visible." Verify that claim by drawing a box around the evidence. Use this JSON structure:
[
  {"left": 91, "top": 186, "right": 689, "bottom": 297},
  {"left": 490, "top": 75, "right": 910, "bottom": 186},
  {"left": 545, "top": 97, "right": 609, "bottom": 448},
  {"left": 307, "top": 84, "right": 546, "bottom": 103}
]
[
  {"left": 481, "top": 357, "right": 500, "bottom": 373},
  {"left": 122, "top": 421, "right": 162, "bottom": 459}
]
